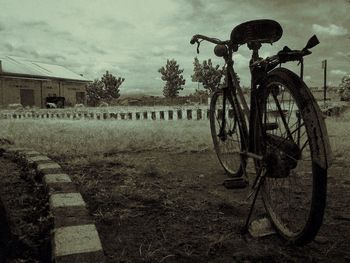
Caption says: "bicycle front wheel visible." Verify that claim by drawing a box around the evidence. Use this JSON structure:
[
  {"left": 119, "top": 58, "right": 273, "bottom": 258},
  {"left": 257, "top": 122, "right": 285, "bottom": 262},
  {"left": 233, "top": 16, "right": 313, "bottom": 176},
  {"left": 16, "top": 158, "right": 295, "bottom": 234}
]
[
  {"left": 210, "top": 90, "right": 246, "bottom": 177},
  {"left": 257, "top": 68, "right": 330, "bottom": 245}
]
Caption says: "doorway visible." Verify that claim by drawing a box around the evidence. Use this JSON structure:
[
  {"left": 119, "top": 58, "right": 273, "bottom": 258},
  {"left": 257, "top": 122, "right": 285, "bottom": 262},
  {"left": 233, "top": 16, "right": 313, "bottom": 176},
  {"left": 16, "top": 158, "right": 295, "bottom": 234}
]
[{"left": 20, "top": 89, "right": 35, "bottom": 107}]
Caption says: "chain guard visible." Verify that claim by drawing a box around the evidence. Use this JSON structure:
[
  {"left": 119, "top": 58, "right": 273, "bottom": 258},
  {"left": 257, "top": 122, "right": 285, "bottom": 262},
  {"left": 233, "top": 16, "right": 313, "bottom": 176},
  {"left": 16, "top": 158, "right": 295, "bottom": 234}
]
[{"left": 264, "top": 134, "right": 300, "bottom": 178}]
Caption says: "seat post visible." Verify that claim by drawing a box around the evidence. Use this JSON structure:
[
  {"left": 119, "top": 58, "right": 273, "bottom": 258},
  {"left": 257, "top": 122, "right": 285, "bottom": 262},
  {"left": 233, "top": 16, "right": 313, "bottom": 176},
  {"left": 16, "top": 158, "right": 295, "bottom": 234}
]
[
  {"left": 247, "top": 41, "right": 265, "bottom": 153},
  {"left": 251, "top": 49, "right": 260, "bottom": 64},
  {"left": 248, "top": 41, "right": 262, "bottom": 65}
]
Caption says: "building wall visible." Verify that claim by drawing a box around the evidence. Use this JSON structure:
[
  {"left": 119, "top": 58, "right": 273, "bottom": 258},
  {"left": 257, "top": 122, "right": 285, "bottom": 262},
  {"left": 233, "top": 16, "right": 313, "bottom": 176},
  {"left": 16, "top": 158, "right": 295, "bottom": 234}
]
[
  {"left": 0, "top": 77, "right": 88, "bottom": 108},
  {"left": 0, "top": 78, "right": 42, "bottom": 107},
  {"left": 41, "top": 80, "right": 60, "bottom": 106},
  {"left": 61, "top": 82, "right": 87, "bottom": 106}
]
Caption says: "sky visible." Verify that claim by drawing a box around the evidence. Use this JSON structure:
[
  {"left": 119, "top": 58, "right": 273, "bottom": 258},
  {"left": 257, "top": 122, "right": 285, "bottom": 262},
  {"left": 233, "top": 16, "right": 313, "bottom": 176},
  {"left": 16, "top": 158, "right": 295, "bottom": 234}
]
[{"left": 0, "top": 0, "right": 349, "bottom": 96}]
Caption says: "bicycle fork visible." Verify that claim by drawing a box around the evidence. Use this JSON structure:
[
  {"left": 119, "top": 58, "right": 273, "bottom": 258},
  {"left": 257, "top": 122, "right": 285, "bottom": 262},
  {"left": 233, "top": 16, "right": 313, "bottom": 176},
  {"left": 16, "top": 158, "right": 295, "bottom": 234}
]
[{"left": 217, "top": 88, "right": 228, "bottom": 140}]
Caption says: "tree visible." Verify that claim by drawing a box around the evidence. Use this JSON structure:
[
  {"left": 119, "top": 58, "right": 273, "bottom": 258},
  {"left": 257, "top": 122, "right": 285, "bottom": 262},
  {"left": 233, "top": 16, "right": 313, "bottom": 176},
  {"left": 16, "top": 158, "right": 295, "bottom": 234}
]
[
  {"left": 158, "top": 59, "right": 186, "bottom": 98},
  {"left": 191, "top": 57, "right": 224, "bottom": 94},
  {"left": 191, "top": 57, "right": 240, "bottom": 94},
  {"left": 101, "top": 71, "right": 125, "bottom": 103},
  {"left": 86, "top": 79, "right": 104, "bottom": 106},
  {"left": 339, "top": 74, "right": 350, "bottom": 101},
  {"left": 86, "top": 71, "right": 125, "bottom": 106}
]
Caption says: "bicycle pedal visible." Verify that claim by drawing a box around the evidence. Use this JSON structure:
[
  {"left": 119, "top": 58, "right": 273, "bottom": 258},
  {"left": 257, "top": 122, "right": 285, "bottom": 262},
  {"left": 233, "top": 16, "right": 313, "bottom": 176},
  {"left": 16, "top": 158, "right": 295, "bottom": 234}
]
[
  {"left": 223, "top": 178, "right": 249, "bottom": 189},
  {"left": 263, "top": 122, "right": 278, "bottom": 131}
]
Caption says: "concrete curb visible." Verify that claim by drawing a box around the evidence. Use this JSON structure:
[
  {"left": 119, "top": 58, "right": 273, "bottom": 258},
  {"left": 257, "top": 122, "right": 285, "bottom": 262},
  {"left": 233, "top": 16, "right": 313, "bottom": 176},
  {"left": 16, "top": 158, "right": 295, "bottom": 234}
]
[
  {"left": 0, "top": 107, "right": 211, "bottom": 121},
  {"left": 0, "top": 145, "right": 105, "bottom": 263}
]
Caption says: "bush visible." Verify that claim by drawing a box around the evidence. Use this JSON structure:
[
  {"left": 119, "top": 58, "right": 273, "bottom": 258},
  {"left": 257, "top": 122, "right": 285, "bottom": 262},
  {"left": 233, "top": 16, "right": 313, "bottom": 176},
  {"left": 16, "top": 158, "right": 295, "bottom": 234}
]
[{"left": 339, "top": 74, "right": 350, "bottom": 101}]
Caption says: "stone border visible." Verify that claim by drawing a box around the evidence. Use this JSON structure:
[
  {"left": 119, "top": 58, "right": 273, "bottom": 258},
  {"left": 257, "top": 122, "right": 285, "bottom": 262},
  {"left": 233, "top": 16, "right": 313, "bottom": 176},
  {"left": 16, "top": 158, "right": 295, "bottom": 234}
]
[
  {"left": 0, "top": 107, "right": 210, "bottom": 121},
  {"left": 1, "top": 101, "right": 346, "bottom": 121},
  {"left": 0, "top": 145, "right": 105, "bottom": 263}
]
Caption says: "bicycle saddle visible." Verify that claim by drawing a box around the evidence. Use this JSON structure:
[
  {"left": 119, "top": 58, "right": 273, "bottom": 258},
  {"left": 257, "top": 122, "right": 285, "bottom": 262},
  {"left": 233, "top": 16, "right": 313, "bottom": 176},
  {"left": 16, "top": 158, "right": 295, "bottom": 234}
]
[{"left": 230, "top": 19, "right": 283, "bottom": 45}]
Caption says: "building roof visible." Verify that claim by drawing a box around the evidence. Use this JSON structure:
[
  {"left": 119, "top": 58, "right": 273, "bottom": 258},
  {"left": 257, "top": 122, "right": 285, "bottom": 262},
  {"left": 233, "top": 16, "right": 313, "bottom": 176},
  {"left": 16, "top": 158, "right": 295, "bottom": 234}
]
[{"left": 0, "top": 56, "right": 90, "bottom": 82}]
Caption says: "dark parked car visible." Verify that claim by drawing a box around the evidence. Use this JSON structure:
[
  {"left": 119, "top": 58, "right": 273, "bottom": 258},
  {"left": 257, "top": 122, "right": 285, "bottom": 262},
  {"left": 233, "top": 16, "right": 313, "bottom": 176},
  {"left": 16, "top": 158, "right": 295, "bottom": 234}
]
[{"left": 46, "top": 97, "right": 65, "bottom": 108}]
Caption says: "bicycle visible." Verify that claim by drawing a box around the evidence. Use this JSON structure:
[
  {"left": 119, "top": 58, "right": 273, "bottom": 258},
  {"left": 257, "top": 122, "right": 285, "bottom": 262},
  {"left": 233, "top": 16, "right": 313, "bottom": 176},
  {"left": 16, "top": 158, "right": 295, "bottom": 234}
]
[{"left": 190, "top": 19, "right": 333, "bottom": 245}]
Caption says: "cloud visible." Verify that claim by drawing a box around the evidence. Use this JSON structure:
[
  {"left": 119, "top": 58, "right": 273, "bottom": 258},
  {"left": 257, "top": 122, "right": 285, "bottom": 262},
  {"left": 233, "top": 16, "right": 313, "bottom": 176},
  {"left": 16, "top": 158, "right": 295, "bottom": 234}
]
[
  {"left": 1, "top": 42, "right": 14, "bottom": 52},
  {"left": 312, "top": 24, "right": 348, "bottom": 36},
  {"left": 0, "top": 0, "right": 348, "bottom": 95},
  {"left": 331, "top": 69, "right": 347, "bottom": 76},
  {"left": 79, "top": 44, "right": 108, "bottom": 55},
  {"left": 336, "top": 51, "right": 350, "bottom": 57},
  {"left": 93, "top": 17, "right": 136, "bottom": 31},
  {"left": 150, "top": 45, "right": 181, "bottom": 57},
  {"left": 22, "top": 20, "right": 49, "bottom": 28}
]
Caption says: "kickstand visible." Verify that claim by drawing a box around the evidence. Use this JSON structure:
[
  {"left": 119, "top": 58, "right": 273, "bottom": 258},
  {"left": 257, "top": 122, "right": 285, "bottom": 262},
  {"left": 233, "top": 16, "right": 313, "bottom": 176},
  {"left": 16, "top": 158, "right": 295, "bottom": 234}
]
[{"left": 243, "top": 167, "right": 266, "bottom": 233}]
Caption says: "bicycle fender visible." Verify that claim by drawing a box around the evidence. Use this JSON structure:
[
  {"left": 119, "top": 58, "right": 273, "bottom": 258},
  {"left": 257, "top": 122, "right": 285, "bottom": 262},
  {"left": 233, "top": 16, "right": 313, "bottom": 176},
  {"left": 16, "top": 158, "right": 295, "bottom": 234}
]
[
  {"left": 301, "top": 96, "right": 333, "bottom": 169},
  {"left": 268, "top": 68, "right": 333, "bottom": 169}
]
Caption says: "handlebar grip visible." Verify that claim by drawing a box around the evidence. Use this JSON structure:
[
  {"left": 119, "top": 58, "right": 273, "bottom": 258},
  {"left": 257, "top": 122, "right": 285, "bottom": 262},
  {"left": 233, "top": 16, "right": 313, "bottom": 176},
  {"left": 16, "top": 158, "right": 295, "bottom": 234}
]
[
  {"left": 190, "top": 36, "right": 197, "bottom": 45},
  {"left": 277, "top": 47, "right": 303, "bottom": 63}
]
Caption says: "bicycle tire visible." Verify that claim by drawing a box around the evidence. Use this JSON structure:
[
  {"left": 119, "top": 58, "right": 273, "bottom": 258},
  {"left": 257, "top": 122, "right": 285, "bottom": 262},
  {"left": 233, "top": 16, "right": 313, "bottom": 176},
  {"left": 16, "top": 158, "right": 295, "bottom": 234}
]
[
  {"left": 210, "top": 90, "right": 247, "bottom": 177},
  {"left": 256, "top": 68, "right": 329, "bottom": 245}
]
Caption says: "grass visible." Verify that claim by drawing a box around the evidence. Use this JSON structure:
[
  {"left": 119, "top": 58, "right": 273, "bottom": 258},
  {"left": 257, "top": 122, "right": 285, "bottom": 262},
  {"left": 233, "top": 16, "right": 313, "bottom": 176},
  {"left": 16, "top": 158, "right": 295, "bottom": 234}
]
[
  {"left": 325, "top": 110, "right": 350, "bottom": 159},
  {"left": 0, "top": 108, "right": 349, "bottom": 160},
  {"left": 0, "top": 107, "right": 348, "bottom": 262},
  {"left": 0, "top": 119, "right": 212, "bottom": 158}
]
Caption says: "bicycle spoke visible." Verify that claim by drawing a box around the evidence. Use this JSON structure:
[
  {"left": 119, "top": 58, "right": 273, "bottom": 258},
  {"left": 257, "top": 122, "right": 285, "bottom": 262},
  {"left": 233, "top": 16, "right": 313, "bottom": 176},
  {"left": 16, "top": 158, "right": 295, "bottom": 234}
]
[
  {"left": 260, "top": 80, "right": 319, "bottom": 240},
  {"left": 287, "top": 95, "right": 295, "bottom": 125},
  {"left": 272, "top": 93, "right": 294, "bottom": 141},
  {"left": 210, "top": 91, "right": 243, "bottom": 176},
  {"left": 300, "top": 139, "right": 309, "bottom": 153}
]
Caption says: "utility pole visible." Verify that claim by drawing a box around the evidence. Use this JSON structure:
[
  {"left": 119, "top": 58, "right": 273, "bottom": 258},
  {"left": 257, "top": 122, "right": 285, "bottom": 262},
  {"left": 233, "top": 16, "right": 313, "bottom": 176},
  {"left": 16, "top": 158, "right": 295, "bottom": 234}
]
[{"left": 322, "top": 59, "right": 327, "bottom": 105}]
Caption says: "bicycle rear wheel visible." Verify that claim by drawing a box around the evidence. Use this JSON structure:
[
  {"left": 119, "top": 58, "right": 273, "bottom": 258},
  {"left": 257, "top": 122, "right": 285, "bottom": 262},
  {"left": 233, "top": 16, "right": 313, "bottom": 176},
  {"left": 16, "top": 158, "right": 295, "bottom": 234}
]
[
  {"left": 257, "top": 68, "right": 330, "bottom": 245},
  {"left": 210, "top": 90, "right": 246, "bottom": 177}
]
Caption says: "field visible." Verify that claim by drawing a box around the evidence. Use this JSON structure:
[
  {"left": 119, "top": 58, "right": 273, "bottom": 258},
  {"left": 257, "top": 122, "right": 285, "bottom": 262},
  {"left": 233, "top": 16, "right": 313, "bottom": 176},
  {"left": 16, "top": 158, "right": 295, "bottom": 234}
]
[
  {"left": 0, "top": 119, "right": 212, "bottom": 157},
  {"left": 0, "top": 107, "right": 349, "bottom": 158},
  {"left": 0, "top": 109, "right": 349, "bottom": 262}
]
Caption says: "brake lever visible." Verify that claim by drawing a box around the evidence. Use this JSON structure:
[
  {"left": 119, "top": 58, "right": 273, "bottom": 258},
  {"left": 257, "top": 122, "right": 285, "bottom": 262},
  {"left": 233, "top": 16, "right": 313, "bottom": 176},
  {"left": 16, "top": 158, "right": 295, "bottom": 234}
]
[{"left": 196, "top": 40, "right": 201, "bottom": 54}]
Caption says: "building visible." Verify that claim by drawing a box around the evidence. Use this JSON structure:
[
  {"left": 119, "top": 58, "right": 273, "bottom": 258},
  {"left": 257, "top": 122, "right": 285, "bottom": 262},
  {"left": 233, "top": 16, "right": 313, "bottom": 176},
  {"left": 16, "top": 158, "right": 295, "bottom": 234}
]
[{"left": 0, "top": 56, "right": 91, "bottom": 108}]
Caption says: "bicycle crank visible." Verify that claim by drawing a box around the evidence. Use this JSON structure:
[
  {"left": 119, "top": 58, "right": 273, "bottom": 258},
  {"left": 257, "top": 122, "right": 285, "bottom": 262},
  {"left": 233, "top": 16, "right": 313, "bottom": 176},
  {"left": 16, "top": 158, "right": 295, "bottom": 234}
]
[{"left": 264, "top": 134, "right": 301, "bottom": 178}]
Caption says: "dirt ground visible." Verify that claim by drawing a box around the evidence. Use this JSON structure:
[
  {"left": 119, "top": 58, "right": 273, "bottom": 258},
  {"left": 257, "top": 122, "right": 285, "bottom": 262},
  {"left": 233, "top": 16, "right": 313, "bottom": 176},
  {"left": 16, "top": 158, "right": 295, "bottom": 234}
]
[
  {"left": 54, "top": 151, "right": 350, "bottom": 263},
  {"left": 0, "top": 157, "right": 51, "bottom": 263}
]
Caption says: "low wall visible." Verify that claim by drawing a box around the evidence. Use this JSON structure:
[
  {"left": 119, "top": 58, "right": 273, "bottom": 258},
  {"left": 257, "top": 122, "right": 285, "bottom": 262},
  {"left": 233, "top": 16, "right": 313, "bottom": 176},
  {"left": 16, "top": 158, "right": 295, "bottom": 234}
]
[
  {"left": 0, "top": 146, "right": 105, "bottom": 263},
  {"left": 0, "top": 107, "right": 211, "bottom": 121},
  {"left": 0, "top": 101, "right": 346, "bottom": 121}
]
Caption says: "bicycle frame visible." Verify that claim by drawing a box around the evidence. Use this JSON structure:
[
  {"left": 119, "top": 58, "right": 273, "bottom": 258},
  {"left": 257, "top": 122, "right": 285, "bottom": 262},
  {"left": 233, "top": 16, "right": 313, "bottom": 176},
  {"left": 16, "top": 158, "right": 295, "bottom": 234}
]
[{"left": 221, "top": 46, "right": 268, "bottom": 162}]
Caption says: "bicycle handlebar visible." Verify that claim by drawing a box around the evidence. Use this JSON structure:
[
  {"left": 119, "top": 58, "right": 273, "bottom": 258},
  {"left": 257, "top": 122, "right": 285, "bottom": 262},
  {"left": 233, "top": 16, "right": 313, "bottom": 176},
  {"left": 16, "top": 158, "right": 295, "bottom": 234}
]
[
  {"left": 276, "top": 48, "right": 311, "bottom": 63},
  {"left": 270, "top": 35, "right": 319, "bottom": 64},
  {"left": 190, "top": 34, "right": 230, "bottom": 45},
  {"left": 253, "top": 48, "right": 311, "bottom": 71},
  {"left": 191, "top": 34, "right": 318, "bottom": 68}
]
